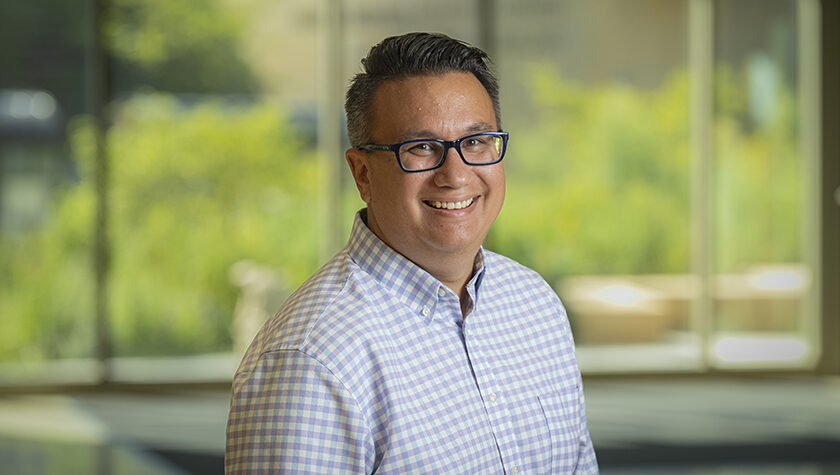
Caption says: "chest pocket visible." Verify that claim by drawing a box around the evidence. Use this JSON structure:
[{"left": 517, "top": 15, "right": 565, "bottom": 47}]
[{"left": 538, "top": 386, "right": 582, "bottom": 473}]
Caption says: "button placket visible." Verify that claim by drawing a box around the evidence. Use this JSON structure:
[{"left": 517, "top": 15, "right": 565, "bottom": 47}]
[{"left": 463, "top": 321, "right": 520, "bottom": 473}]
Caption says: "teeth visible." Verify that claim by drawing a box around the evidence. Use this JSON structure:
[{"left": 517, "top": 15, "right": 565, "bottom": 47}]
[{"left": 428, "top": 198, "right": 474, "bottom": 210}]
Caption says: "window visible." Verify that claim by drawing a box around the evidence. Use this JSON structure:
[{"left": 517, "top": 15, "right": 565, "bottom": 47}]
[{"left": 0, "top": 0, "right": 823, "bottom": 386}]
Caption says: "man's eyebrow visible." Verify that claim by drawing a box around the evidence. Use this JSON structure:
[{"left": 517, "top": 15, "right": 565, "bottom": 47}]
[
  {"left": 464, "top": 122, "right": 496, "bottom": 134},
  {"left": 396, "top": 122, "right": 497, "bottom": 142},
  {"left": 396, "top": 130, "right": 435, "bottom": 142}
]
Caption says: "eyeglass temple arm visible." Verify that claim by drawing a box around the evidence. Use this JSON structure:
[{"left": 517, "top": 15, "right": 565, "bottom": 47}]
[{"left": 356, "top": 144, "right": 395, "bottom": 152}]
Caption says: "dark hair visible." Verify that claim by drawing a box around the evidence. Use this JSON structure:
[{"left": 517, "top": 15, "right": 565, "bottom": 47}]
[{"left": 345, "top": 32, "right": 501, "bottom": 147}]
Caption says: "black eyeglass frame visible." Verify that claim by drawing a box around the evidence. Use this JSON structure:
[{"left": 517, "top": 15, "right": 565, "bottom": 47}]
[{"left": 356, "top": 131, "right": 509, "bottom": 173}]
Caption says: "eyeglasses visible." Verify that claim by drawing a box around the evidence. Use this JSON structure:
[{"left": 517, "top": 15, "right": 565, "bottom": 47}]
[{"left": 356, "top": 131, "right": 509, "bottom": 173}]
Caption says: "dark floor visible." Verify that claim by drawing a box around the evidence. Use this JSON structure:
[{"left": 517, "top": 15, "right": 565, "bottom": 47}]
[
  {"left": 586, "top": 376, "right": 840, "bottom": 473},
  {"left": 1, "top": 376, "right": 839, "bottom": 474}
]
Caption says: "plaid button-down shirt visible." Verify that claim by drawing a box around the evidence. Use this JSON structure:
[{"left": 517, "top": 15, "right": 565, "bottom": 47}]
[{"left": 226, "top": 209, "right": 598, "bottom": 474}]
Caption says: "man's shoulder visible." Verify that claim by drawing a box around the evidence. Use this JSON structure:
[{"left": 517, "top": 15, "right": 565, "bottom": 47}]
[
  {"left": 483, "top": 249, "right": 551, "bottom": 287},
  {"left": 239, "top": 250, "right": 373, "bottom": 365},
  {"left": 481, "top": 249, "right": 566, "bottom": 310}
]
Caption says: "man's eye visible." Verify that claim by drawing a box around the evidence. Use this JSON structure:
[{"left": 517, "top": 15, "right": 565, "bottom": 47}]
[
  {"left": 406, "top": 142, "right": 437, "bottom": 155},
  {"left": 464, "top": 137, "right": 487, "bottom": 148}
]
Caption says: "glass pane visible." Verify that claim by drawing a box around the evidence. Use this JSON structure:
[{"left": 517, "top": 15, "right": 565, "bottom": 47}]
[
  {"left": 712, "top": 0, "right": 814, "bottom": 368},
  {"left": 0, "top": 0, "right": 98, "bottom": 382},
  {"left": 105, "top": 0, "right": 321, "bottom": 369},
  {"left": 342, "top": 0, "right": 481, "bottom": 74},
  {"left": 494, "top": 0, "right": 697, "bottom": 372},
  {"left": 1, "top": 0, "right": 819, "bottom": 384}
]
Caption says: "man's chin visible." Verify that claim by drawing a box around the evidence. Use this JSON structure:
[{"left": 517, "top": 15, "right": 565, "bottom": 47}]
[{"left": 422, "top": 234, "right": 484, "bottom": 256}]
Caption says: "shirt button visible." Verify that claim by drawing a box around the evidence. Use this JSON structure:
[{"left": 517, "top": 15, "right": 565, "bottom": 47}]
[
  {"left": 488, "top": 392, "right": 497, "bottom": 403},
  {"left": 421, "top": 307, "right": 430, "bottom": 317},
  {"left": 437, "top": 287, "right": 447, "bottom": 297},
  {"left": 511, "top": 465, "right": 519, "bottom": 474}
]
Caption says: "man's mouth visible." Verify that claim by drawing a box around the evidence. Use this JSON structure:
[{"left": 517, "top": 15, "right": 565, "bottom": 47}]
[{"left": 423, "top": 197, "right": 475, "bottom": 210}]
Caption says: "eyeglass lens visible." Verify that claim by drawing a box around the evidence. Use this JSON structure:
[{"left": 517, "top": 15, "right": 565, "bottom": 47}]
[{"left": 398, "top": 134, "right": 504, "bottom": 171}]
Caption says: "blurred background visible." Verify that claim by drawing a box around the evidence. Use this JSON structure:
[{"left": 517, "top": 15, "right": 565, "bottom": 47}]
[{"left": 1, "top": 0, "right": 838, "bottom": 473}]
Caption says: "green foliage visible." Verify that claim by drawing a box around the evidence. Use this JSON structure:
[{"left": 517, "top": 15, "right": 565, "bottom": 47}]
[
  {"left": 0, "top": 183, "right": 96, "bottom": 361},
  {"left": 713, "top": 66, "right": 802, "bottom": 271},
  {"left": 106, "top": 0, "right": 258, "bottom": 93},
  {"left": 0, "top": 59, "right": 803, "bottom": 362},
  {"left": 494, "top": 65, "right": 692, "bottom": 283},
  {"left": 105, "top": 95, "right": 319, "bottom": 356},
  {"left": 0, "top": 95, "right": 320, "bottom": 360},
  {"left": 494, "top": 63, "right": 800, "bottom": 283}
]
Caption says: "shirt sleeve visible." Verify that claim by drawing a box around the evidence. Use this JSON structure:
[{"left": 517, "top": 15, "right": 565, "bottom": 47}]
[{"left": 225, "top": 349, "right": 375, "bottom": 474}]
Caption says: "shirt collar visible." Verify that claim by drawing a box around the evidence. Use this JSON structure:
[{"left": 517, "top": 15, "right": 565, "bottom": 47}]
[{"left": 346, "top": 209, "right": 486, "bottom": 323}]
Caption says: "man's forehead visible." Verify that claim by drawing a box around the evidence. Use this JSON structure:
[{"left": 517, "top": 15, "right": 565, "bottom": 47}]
[
  {"left": 369, "top": 73, "right": 496, "bottom": 140},
  {"left": 375, "top": 71, "right": 480, "bottom": 94},
  {"left": 392, "top": 122, "right": 497, "bottom": 142}
]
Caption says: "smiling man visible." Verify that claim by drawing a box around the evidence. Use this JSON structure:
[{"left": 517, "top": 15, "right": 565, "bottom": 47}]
[
  {"left": 226, "top": 33, "right": 598, "bottom": 474},
  {"left": 348, "top": 71, "right": 506, "bottom": 315}
]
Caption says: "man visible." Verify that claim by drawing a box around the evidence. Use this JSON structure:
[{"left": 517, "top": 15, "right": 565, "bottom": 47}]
[{"left": 226, "top": 32, "right": 598, "bottom": 474}]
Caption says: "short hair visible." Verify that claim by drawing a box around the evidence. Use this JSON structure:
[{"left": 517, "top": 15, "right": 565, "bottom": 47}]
[{"left": 345, "top": 32, "right": 501, "bottom": 147}]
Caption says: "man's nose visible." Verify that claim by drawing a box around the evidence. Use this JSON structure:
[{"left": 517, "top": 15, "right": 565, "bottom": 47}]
[{"left": 432, "top": 146, "right": 471, "bottom": 187}]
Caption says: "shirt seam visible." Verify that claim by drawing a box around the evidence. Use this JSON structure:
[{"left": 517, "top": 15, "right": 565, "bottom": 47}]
[
  {"left": 263, "top": 346, "right": 379, "bottom": 461},
  {"left": 299, "top": 263, "right": 356, "bottom": 349},
  {"left": 231, "top": 258, "right": 356, "bottom": 377}
]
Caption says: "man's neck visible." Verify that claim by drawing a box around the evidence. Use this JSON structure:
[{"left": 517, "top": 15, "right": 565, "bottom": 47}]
[
  {"left": 428, "top": 258, "right": 474, "bottom": 297},
  {"left": 363, "top": 211, "right": 475, "bottom": 286},
  {"left": 360, "top": 209, "right": 480, "bottom": 314},
  {"left": 425, "top": 255, "right": 476, "bottom": 318}
]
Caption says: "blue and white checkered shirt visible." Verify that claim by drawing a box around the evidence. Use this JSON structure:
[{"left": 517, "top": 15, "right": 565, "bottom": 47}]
[{"left": 226, "top": 209, "right": 598, "bottom": 474}]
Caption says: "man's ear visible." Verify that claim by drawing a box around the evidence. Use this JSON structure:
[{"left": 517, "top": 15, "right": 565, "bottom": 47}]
[{"left": 346, "top": 148, "right": 372, "bottom": 204}]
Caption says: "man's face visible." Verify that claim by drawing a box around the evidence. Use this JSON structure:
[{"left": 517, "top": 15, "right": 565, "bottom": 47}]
[{"left": 346, "top": 72, "right": 505, "bottom": 266}]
